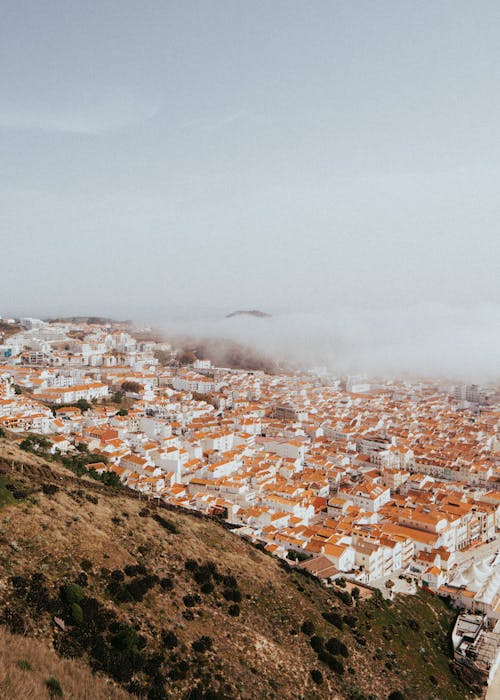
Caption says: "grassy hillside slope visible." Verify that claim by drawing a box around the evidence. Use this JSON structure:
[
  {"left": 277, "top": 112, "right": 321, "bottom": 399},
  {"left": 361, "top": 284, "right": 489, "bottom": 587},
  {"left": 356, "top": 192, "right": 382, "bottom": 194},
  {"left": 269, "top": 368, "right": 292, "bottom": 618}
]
[
  {"left": 0, "top": 626, "right": 132, "bottom": 699},
  {"left": 0, "top": 439, "right": 481, "bottom": 700}
]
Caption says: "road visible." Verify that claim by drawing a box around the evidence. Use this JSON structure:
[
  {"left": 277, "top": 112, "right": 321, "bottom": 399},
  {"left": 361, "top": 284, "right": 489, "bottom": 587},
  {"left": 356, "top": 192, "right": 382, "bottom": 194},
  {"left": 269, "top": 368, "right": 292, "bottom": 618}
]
[{"left": 454, "top": 537, "right": 500, "bottom": 567}]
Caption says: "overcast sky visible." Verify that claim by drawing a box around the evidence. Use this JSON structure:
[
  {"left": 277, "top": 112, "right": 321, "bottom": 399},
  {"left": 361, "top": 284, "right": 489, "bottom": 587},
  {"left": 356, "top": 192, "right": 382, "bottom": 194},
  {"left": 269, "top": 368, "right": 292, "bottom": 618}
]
[{"left": 1, "top": 2, "right": 499, "bottom": 333}]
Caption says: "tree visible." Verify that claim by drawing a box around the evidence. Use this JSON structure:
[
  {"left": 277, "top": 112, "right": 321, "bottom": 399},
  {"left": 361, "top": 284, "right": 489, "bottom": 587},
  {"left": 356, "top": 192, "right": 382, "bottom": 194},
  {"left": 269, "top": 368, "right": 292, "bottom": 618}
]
[
  {"left": 287, "top": 549, "right": 308, "bottom": 562},
  {"left": 177, "top": 349, "right": 196, "bottom": 366},
  {"left": 121, "top": 381, "right": 142, "bottom": 394},
  {"left": 76, "top": 398, "right": 91, "bottom": 412},
  {"left": 352, "top": 587, "right": 360, "bottom": 602},
  {"left": 116, "top": 408, "right": 128, "bottom": 416},
  {"left": 20, "top": 435, "right": 51, "bottom": 453}
]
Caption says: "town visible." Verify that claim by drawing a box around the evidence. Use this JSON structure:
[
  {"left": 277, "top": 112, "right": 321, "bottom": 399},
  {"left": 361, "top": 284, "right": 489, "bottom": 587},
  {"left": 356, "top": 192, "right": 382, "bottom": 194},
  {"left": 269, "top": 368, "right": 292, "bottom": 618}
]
[{"left": 1, "top": 315, "right": 500, "bottom": 686}]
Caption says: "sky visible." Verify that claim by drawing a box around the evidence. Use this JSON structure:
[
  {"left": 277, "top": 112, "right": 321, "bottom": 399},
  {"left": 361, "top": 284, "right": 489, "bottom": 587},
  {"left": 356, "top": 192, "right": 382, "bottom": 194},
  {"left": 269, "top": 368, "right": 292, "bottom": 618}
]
[{"left": 1, "top": 2, "right": 499, "bottom": 376}]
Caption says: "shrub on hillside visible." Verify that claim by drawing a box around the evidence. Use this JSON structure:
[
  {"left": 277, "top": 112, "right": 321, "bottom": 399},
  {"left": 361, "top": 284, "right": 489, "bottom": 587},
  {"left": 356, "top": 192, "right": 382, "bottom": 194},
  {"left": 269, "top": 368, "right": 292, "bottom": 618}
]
[
  {"left": 310, "top": 635, "right": 324, "bottom": 653},
  {"left": 160, "top": 576, "right": 174, "bottom": 591},
  {"left": 343, "top": 615, "right": 357, "bottom": 628},
  {"left": 75, "top": 572, "right": 88, "bottom": 588},
  {"left": 222, "top": 588, "right": 242, "bottom": 603},
  {"left": 334, "top": 589, "right": 353, "bottom": 606},
  {"left": 161, "top": 630, "right": 178, "bottom": 649},
  {"left": 45, "top": 676, "right": 63, "bottom": 697},
  {"left": 325, "top": 636, "right": 349, "bottom": 658},
  {"left": 310, "top": 669, "right": 323, "bottom": 685},
  {"left": 70, "top": 602, "right": 84, "bottom": 625},
  {"left": 152, "top": 513, "right": 179, "bottom": 534},
  {"left": 126, "top": 574, "right": 159, "bottom": 601},
  {"left": 124, "top": 564, "right": 147, "bottom": 577},
  {"left": 183, "top": 594, "right": 201, "bottom": 608},
  {"left": 322, "top": 611, "right": 344, "bottom": 630},
  {"left": 318, "top": 651, "right": 345, "bottom": 674},
  {"left": 301, "top": 620, "right": 315, "bottom": 636},
  {"left": 192, "top": 636, "right": 213, "bottom": 653},
  {"left": 60, "top": 584, "right": 85, "bottom": 606},
  {"left": 222, "top": 574, "right": 238, "bottom": 589},
  {"left": 110, "top": 624, "right": 139, "bottom": 652}
]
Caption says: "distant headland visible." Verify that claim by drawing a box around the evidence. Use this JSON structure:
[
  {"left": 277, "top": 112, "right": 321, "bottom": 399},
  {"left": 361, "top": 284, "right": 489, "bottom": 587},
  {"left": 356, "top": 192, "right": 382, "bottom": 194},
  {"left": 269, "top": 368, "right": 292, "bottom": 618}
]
[{"left": 225, "top": 309, "right": 271, "bottom": 319}]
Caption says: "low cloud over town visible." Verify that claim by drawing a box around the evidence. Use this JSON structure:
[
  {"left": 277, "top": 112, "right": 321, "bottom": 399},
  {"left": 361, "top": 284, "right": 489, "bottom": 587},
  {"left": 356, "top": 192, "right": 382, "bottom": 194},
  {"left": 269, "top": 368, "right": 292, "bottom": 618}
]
[{"left": 161, "top": 302, "right": 500, "bottom": 382}]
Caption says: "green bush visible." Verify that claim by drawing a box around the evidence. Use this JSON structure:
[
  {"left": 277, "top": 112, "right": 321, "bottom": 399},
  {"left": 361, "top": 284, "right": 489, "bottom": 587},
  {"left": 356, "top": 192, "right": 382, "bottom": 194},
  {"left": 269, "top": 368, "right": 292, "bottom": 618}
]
[
  {"left": 344, "top": 615, "right": 357, "bottom": 628},
  {"left": 111, "top": 624, "right": 139, "bottom": 652},
  {"left": 183, "top": 594, "right": 200, "bottom": 608},
  {"left": 318, "top": 650, "right": 345, "bottom": 674},
  {"left": 162, "top": 630, "right": 178, "bottom": 649},
  {"left": 160, "top": 576, "right": 174, "bottom": 591},
  {"left": 301, "top": 620, "right": 315, "bottom": 635},
  {"left": 310, "top": 669, "right": 323, "bottom": 685},
  {"left": 325, "top": 636, "right": 349, "bottom": 658},
  {"left": 71, "top": 602, "right": 84, "bottom": 625},
  {"left": 310, "top": 635, "right": 324, "bottom": 653},
  {"left": 223, "top": 588, "right": 242, "bottom": 603},
  {"left": 45, "top": 676, "right": 63, "bottom": 697},
  {"left": 322, "top": 611, "right": 344, "bottom": 630},
  {"left": 16, "top": 659, "right": 32, "bottom": 671},
  {"left": 222, "top": 574, "right": 238, "bottom": 589},
  {"left": 334, "top": 589, "right": 353, "bottom": 606},
  {"left": 192, "top": 636, "right": 213, "bottom": 653},
  {"left": 152, "top": 513, "right": 178, "bottom": 534},
  {"left": 20, "top": 435, "right": 51, "bottom": 454},
  {"left": 60, "top": 583, "right": 85, "bottom": 605}
]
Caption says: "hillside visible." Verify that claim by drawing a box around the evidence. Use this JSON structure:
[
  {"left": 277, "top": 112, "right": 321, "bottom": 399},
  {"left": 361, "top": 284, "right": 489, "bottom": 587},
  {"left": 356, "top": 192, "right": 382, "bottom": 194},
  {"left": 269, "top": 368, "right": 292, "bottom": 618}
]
[
  {"left": 176, "top": 337, "right": 278, "bottom": 373},
  {"left": 0, "top": 439, "right": 481, "bottom": 700},
  {"left": 0, "top": 627, "right": 132, "bottom": 699}
]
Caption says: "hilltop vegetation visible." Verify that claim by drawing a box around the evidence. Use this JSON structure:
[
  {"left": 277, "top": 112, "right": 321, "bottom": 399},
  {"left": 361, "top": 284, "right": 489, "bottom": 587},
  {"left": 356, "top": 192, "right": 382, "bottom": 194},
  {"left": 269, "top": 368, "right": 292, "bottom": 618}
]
[
  {"left": 0, "top": 440, "right": 480, "bottom": 700},
  {"left": 225, "top": 310, "right": 271, "bottom": 319}
]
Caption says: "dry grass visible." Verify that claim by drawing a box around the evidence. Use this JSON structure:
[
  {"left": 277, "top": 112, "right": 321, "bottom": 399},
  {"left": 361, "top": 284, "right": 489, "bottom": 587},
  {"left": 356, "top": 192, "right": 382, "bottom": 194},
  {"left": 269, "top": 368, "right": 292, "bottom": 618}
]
[
  {"left": 0, "top": 440, "right": 475, "bottom": 700},
  {"left": 0, "top": 627, "right": 132, "bottom": 699}
]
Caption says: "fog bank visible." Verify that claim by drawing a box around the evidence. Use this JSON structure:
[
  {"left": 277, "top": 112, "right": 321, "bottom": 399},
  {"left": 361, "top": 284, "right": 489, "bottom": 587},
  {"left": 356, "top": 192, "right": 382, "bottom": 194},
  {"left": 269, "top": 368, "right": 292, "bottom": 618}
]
[{"left": 160, "top": 303, "right": 500, "bottom": 382}]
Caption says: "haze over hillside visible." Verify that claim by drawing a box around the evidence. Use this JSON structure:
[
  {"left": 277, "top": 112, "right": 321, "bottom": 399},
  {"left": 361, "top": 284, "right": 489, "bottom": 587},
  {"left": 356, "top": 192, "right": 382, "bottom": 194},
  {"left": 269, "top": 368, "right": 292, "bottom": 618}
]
[{"left": 160, "top": 302, "right": 500, "bottom": 382}]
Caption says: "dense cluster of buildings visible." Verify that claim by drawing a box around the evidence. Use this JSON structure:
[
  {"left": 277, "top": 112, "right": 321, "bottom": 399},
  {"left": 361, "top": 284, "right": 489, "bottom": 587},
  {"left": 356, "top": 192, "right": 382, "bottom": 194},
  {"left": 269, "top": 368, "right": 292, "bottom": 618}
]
[{"left": 1, "top": 318, "right": 500, "bottom": 628}]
